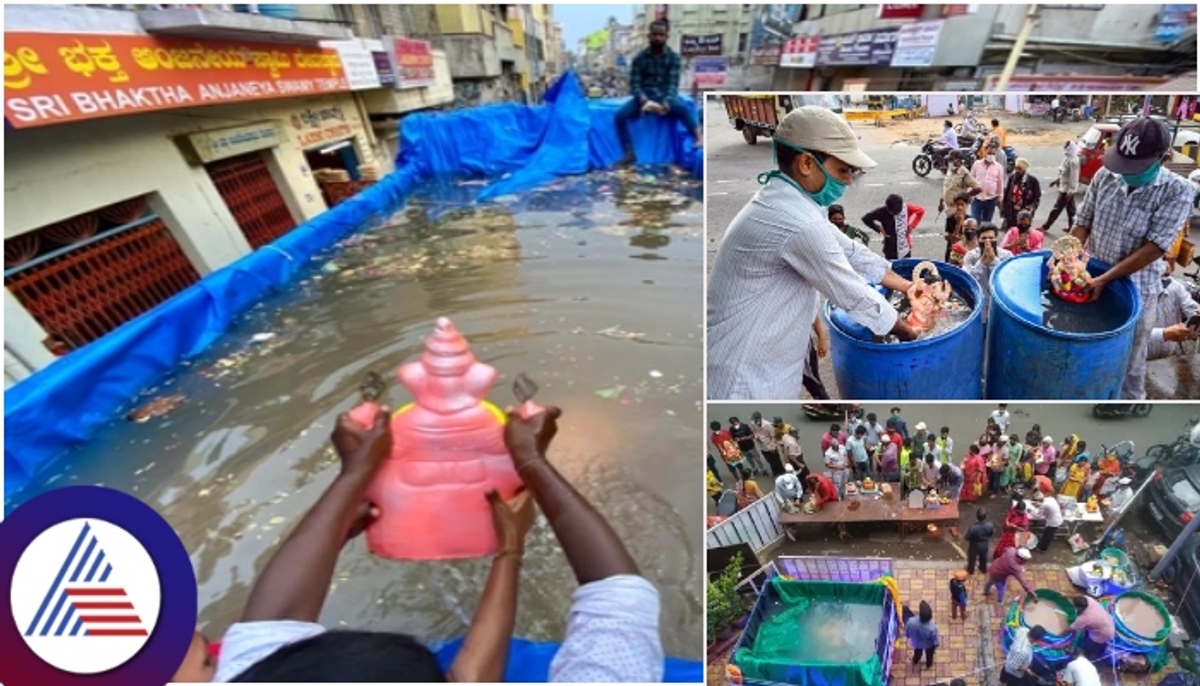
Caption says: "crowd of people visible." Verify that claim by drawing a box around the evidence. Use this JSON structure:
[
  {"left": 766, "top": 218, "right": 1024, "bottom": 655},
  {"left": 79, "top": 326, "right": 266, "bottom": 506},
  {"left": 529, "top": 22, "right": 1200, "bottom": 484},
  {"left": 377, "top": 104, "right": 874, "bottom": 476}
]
[
  {"left": 707, "top": 106, "right": 1197, "bottom": 400},
  {"left": 706, "top": 405, "right": 1138, "bottom": 543},
  {"left": 709, "top": 405, "right": 1142, "bottom": 686}
]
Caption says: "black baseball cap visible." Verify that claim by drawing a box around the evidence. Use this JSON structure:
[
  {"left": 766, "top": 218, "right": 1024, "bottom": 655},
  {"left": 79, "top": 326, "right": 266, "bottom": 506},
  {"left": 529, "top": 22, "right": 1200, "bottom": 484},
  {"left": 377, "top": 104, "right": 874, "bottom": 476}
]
[{"left": 1103, "top": 117, "right": 1170, "bottom": 174}]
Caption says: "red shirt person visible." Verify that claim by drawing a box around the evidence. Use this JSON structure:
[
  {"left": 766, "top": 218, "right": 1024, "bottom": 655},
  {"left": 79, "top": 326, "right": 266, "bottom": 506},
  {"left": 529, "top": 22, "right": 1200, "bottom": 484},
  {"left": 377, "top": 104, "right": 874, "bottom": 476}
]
[{"left": 806, "top": 473, "right": 840, "bottom": 503}]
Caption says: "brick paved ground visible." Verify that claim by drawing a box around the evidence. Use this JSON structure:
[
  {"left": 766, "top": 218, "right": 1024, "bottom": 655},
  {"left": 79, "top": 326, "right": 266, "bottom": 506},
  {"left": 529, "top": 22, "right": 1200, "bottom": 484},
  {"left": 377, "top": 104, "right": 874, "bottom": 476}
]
[
  {"left": 709, "top": 559, "right": 1184, "bottom": 686},
  {"left": 890, "top": 560, "right": 1177, "bottom": 686}
]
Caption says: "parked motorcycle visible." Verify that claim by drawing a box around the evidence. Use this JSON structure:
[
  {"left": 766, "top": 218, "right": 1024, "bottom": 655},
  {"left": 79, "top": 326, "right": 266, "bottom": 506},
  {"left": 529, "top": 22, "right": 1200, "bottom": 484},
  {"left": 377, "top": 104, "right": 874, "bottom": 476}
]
[
  {"left": 912, "top": 142, "right": 974, "bottom": 177},
  {"left": 1093, "top": 404, "right": 1154, "bottom": 419},
  {"left": 802, "top": 404, "right": 856, "bottom": 421},
  {"left": 1130, "top": 417, "right": 1200, "bottom": 484}
]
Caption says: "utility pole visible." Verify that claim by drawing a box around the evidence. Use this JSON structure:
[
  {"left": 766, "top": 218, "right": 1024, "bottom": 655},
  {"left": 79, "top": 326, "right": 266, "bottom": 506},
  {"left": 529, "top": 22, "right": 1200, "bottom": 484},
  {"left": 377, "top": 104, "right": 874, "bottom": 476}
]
[{"left": 994, "top": 4, "right": 1039, "bottom": 92}]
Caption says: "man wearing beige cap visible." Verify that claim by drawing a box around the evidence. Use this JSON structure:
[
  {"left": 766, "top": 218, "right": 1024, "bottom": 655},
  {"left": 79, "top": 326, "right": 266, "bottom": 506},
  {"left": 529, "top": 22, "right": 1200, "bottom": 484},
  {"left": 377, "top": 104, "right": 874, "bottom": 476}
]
[{"left": 706, "top": 106, "right": 918, "bottom": 400}]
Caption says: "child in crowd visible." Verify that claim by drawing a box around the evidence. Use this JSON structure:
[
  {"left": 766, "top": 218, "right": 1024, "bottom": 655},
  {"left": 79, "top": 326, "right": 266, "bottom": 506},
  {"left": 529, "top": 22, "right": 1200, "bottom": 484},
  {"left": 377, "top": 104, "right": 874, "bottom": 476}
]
[
  {"left": 949, "top": 223, "right": 978, "bottom": 267},
  {"left": 949, "top": 570, "right": 969, "bottom": 621},
  {"left": 904, "top": 600, "right": 940, "bottom": 671}
]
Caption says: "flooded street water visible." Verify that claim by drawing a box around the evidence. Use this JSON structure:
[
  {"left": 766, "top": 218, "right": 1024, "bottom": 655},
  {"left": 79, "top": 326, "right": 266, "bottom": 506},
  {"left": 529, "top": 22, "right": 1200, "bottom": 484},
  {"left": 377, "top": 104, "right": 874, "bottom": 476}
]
[{"left": 9, "top": 168, "right": 704, "bottom": 659}]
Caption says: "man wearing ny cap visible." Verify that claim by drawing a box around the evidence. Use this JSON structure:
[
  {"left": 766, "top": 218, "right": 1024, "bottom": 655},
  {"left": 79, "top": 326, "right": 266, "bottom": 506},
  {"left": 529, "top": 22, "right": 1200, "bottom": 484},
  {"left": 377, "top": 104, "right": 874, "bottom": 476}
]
[
  {"left": 707, "top": 106, "right": 919, "bottom": 399},
  {"left": 1070, "top": 117, "right": 1193, "bottom": 398}
]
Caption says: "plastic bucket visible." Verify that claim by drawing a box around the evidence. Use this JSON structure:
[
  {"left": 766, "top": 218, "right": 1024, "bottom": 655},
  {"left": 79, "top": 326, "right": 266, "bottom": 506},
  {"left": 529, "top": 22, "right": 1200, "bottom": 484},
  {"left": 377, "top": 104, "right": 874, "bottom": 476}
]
[
  {"left": 1100, "top": 547, "right": 1130, "bottom": 568},
  {"left": 986, "top": 252, "right": 1141, "bottom": 399},
  {"left": 823, "top": 258, "right": 985, "bottom": 399}
]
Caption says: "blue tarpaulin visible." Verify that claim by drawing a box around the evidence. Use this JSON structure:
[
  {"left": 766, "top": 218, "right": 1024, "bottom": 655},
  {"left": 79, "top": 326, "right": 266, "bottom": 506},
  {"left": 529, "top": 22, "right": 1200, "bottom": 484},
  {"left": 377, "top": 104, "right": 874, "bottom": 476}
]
[
  {"left": 4, "top": 69, "right": 701, "bottom": 498},
  {"left": 434, "top": 637, "right": 703, "bottom": 682}
]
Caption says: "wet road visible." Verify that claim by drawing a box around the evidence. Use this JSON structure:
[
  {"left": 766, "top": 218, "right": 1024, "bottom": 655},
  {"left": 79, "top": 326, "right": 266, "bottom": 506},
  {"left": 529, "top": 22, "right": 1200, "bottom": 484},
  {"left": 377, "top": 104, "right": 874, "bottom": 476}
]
[
  {"left": 707, "top": 402, "right": 1200, "bottom": 567},
  {"left": 10, "top": 169, "right": 704, "bottom": 659}
]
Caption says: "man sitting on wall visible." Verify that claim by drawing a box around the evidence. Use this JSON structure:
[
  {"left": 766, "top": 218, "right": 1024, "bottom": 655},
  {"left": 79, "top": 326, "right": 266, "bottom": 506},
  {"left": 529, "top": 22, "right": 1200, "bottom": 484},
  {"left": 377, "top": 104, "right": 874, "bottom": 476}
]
[{"left": 615, "top": 19, "right": 702, "bottom": 167}]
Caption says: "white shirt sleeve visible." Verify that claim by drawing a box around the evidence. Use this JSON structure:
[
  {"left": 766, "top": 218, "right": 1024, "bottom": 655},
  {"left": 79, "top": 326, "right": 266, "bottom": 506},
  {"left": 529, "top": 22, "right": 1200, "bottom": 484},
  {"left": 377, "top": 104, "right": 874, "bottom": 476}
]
[
  {"left": 780, "top": 230, "right": 898, "bottom": 337},
  {"left": 550, "top": 575, "right": 664, "bottom": 682},
  {"left": 212, "top": 620, "right": 327, "bottom": 683}
]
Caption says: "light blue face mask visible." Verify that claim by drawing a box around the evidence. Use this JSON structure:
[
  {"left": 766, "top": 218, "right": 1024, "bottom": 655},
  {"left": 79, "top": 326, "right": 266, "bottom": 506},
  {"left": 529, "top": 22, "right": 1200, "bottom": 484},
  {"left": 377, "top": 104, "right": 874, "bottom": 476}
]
[
  {"left": 1122, "top": 160, "right": 1162, "bottom": 188},
  {"left": 755, "top": 140, "right": 848, "bottom": 207}
]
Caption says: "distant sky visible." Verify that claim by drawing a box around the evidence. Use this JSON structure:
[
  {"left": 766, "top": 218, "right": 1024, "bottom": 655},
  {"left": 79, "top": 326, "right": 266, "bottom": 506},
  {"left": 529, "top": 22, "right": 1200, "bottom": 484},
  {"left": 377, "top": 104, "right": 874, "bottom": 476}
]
[{"left": 553, "top": 4, "right": 636, "bottom": 50}]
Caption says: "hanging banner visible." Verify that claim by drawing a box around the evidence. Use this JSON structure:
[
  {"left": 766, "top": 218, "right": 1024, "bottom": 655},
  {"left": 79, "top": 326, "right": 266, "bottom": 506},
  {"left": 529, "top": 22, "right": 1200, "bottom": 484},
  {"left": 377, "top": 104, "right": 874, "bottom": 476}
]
[
  {"left": 372, "top": 51, "right": 397, "bottom": 87},
  {"left": 748, "top": 5, "right": 802, "bottom": 65},
  {"left": 780, "top": 36, "right": 820, "bottom": 68},
  {"left": 322, "top": 41, "right": 381, "bottom": 91},
  {"left": 878, "top": 5, "right": 924, "bottom": 20},
  {"left": 891, "top": 20, "right": 944, "bottom": 67},
  {"left": 680, "top": 34, "right": 723, "bottom": 57},
  {"left": 389, "top": 37, "right": 435, "bottom": 89},
  {"left": 693, "top": 56, "right": 728, "bottom": 88},
  {"left": 3, "top": 32, "right": 349, "bottom": 129},
  {"left": 816, "top": 28, "right": 900, "bottom": 67}
]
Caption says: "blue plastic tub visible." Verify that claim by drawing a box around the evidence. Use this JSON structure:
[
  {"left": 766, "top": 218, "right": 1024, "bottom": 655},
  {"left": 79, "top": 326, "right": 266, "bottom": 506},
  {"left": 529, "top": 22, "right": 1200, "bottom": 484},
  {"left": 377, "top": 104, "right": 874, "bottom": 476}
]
[
  {"left": 985, "top": 251, "right": 1141, "bottom": 400},
  {"left": 823, "top": 258, "right": 985, "bottom": 399}
]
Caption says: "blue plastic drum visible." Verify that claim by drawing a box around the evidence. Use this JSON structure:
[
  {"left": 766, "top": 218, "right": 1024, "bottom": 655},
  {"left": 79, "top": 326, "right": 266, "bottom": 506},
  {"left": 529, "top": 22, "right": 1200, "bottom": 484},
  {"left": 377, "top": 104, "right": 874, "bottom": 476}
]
[
  {"left": 986, "top": 251, "right": 1141, "bottom": 399},
  {"left": 823, "top": 258, "right": 985, "bottom": 399}
]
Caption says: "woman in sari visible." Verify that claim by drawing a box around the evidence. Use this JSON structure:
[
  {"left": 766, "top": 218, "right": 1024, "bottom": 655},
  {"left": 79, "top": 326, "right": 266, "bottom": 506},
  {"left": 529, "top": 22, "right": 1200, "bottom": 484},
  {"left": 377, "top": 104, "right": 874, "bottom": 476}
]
[
  {"left": 1060, "top": 446, "right": 1090, "bottom": 499},
  {"left": 993, "top": 500, "right": 1031, "bottom": 561},
  {"left": 736, "top": 466, "right": 764, "bottom": 509},
  {"left": 1093, "top": 447, "right": 1122, "bottom": 497},
  {"left": 961, "top": 444, "right": 988, "bottom": 503}
]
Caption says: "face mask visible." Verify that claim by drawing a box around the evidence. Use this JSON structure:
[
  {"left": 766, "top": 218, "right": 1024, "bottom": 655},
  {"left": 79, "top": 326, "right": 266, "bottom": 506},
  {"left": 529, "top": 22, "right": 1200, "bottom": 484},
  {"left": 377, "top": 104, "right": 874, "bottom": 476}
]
[
  {"left": 986, "top": 155, "right": 996, "bottom": 164},
  {"left": 758, "top": 142, "right": 848, "bottom": 207},
  {"left": 1121, "top": 160, "right": 1162, "bottom": 188}
]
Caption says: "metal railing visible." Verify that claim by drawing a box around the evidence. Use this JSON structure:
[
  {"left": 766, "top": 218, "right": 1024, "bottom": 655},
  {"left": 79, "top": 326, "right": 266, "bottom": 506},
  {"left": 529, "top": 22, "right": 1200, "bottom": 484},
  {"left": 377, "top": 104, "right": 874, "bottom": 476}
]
[{"left": 706, "top": 494, "right": 786, "bottom": 554}]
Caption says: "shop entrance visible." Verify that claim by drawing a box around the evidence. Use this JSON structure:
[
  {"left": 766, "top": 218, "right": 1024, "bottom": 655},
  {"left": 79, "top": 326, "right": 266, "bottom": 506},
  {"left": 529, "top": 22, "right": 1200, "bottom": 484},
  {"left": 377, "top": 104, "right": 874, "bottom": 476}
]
[
  {"left": 303, "top": 139, "right": 361, "bottom": 181},
  {"left": 204, "top": 152, "right": 296, "bottom": 249}
]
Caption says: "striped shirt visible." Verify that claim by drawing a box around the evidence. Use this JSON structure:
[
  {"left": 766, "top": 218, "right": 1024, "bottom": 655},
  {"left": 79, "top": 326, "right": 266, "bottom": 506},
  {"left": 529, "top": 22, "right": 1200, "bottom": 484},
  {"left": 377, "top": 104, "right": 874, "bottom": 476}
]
[
  {"left": 707, "top": 176, "right": 898, "bottom": 399},
  {"left": 1076, "top": 166, "right": 1192, "bottom": 300}
]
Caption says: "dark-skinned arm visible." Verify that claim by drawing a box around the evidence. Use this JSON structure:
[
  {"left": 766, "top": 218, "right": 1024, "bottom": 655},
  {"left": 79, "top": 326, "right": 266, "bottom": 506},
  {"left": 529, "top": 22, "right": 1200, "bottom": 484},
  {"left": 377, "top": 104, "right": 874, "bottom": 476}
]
[
  {"left": 503, "top": 407, "right": 639, "bottom": 584},
  {"left": 239, "top": 408, "right": 391, "bottom": 623},
  {"left": 447, "top": 491, "right": 535, "bottom": 683}
]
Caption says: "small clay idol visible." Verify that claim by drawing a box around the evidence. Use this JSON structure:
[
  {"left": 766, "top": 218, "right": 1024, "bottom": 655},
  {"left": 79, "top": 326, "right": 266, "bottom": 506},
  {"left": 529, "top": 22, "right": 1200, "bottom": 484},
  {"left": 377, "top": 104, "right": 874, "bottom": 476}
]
[
  {"left": 1048, "top": 235, "right": 1093, "bottom": 304},
  {"left": 906, "top": 262, "right": 951, "bottom": 331}
]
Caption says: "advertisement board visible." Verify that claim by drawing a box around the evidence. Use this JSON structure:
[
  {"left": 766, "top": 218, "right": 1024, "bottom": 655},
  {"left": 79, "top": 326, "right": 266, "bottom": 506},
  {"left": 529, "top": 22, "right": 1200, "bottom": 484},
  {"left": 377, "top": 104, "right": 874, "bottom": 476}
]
[{"left": 816, "top": 28, "right": 900, "bottom": 68}]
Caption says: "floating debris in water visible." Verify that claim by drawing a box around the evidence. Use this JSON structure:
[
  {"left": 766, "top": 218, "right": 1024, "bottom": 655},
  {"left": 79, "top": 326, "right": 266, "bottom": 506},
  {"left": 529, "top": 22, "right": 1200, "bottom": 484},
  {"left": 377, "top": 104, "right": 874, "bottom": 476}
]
[
  {"left": 596, "top": 325, "right": 647, "bottom": 342},
  {"left": 250, "top": 332, "right": 277, "bottom": 343},
  {"left": 127, "top": 394, "right": 187, "bottom": 423},
  {"left": 595, "top": 385, "right": 625, "bottom": 400},
  {"left": 649, "top": 370, "right": 663, "bottom": 378},
  {"left": 134, "top": 461, "right": 157, "bottom": 476}
]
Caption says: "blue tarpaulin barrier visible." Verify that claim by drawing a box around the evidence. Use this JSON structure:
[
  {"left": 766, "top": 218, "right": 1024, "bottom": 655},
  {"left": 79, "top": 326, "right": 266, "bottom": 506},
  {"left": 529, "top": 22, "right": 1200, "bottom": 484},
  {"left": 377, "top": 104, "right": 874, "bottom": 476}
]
[
  {"left": 4, "top": 70, "right": 700, "bottom": 504},
  {"left": 434, "top": 637, "right": 704, "bottom": 683}
]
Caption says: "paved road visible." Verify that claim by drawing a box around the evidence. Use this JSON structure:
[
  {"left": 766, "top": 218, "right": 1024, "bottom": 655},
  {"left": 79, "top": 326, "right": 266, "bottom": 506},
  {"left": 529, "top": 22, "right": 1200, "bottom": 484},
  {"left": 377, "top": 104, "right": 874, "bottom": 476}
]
[{"left": 706, "top": 401, "right": 1200, "bottom": 565}]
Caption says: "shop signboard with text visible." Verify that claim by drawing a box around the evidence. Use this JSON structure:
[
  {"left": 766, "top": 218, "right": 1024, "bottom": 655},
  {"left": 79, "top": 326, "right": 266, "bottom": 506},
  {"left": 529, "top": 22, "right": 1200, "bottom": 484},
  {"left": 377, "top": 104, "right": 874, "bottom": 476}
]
[
  {"left": 779, "top": 36, "right": 819, "bottom": 68},
  {"left": 816, "top": 28, "right": 900, "bottom": 68},
  {"left": 322, "top": 41, "right": 381, "bottom": 91},
  {"left": 388, "top": 37, "right": 435, "bottom": 89},
  {"left": 3, "top": 32, "right": 349, "bottom": 129},
  {"left": 692, "top": 56, "right": 728, "bottom": 88},
  {"left": 983, "top": 74, "right": 1170, "bottom": 92},
  {"left": 372, "top": 52, "right": 397, "bottom": 87},
  {"left": 749, "top": 5, "right": 802, "bottom": 65},
  {"left": 680, "top": 34, "right": 723, "bottom": 57},
  {"left": 890, "top": 20, "right": 944, "bottom": 67},
  {"left": 878, "top": 4, "right": 924, "bottom": 20},
  {"left": 289, "top": 104, "right": 355, "bottom": 149}
]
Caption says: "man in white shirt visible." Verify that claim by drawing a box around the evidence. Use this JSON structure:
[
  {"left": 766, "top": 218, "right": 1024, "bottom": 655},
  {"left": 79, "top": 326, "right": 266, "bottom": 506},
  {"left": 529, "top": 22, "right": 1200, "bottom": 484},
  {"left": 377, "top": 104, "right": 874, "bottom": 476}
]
[
  {"left": 707, "top": 106, "right": 918, "bottom": 399},
  {"left": 1061, "top": 651, "right": 1102, "bottom": 686},
  {"left": 990, "top": 404, "right": 1012, "bottom": 435},
  {"left": 825, "top": 439, "right": 851, "bottom": 498},
  {"left": 780, "top": 428, "right": 804, "bottom": 472},
  {"left": 1109, "top": 477, "right": 1136, "bottom": 513},
  {"left": 1032, "top": 491, "right": 1064, "bottom": 553},
  {"left": 965, "top": 224, "right": 1014, "bottom": 324},
  {"left": 1148, "top": 257, "right": 1200, "bottom": 360},
  {"left": 775, "top": 464, "right": 803, "bottom": 504}
]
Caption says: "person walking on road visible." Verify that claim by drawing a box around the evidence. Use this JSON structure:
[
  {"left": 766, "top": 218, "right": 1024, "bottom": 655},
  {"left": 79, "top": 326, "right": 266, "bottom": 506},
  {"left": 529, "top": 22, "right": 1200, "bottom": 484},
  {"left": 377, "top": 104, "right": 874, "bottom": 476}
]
[
  {"left": 1040, "top": 141, "right": 1081, "bottom": 232},
  {"left": 707, "top": 107, "right": 917, "bottom": 399},
  {"left": 1070, "top": 117, "right": 1193, "bottom": 399}
]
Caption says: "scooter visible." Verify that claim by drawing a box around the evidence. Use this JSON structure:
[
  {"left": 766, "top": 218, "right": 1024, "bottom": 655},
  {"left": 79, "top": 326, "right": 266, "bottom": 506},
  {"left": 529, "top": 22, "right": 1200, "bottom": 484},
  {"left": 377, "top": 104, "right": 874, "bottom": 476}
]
[{"left": 1093, "top": 404, "right": 1153, "bottom": 419}]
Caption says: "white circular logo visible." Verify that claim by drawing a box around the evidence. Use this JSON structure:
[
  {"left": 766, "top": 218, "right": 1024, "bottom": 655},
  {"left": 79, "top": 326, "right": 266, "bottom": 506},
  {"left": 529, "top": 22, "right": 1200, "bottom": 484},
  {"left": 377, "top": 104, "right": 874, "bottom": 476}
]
[{"left": 10, "top": 518, "right": 162, "bottom": 674}]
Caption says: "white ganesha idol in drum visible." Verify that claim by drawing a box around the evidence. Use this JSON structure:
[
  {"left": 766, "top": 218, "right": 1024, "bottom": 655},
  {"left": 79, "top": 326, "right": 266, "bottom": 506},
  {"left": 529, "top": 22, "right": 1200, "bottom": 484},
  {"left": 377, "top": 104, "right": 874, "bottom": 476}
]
[{"left": 905, "top": 261, "right": 954, "bottom": 332}]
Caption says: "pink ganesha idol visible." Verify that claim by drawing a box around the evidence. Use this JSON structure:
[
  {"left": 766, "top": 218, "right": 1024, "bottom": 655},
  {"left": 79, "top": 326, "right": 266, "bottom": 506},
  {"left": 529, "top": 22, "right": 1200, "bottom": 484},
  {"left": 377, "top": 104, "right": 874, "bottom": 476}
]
[{"left": 363, "top": 317, "right": 525, "bottom": 561}]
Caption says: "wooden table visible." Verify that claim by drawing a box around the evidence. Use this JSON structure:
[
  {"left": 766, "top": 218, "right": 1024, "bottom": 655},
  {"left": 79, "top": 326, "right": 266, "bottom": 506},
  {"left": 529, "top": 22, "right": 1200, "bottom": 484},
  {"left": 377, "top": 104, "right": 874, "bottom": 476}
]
[{"left": 779, "top": 497, "right": 960, "bottom": 540}]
